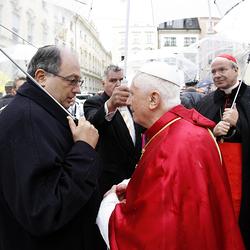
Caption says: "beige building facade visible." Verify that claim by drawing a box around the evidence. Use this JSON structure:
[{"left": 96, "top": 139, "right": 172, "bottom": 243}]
[{"left": 0, "top": 0, "right": 111, "bottom": 93}]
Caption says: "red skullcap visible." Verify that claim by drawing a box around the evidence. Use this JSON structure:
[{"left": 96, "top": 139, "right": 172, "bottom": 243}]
[{"left": 217, "top": 54, "right": 237, "bottom": 64}]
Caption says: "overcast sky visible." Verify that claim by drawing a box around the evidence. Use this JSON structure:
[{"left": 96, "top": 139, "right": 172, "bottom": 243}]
[{"left": 47, "top": 0, "right": 246, "bottom": 50}]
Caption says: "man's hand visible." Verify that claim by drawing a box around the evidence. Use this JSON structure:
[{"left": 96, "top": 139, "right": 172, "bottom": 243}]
[
  {"left": 222, "top": 106, "right": 239, "bottom": 127},
  {"left": 103, "top": 182, "right": 128, "bottom": 203},
  {"left": 67, "top": 116, "right": 99, "bottom": 148},
  {"left": 116, "top": 183, "right": 127, "bottom": 203},
  {"left": 213, "top": 120, "right": 231, "bottom": 137},
  {"left": 107, "top": 85, "right": 130, "bottom": 112}
]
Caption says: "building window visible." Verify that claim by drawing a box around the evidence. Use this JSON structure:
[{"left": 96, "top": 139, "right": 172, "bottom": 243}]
[
  {"left": 132, "top": 32, "right": 140, "bottom": 45},
  {"left": 164, "top": 37, "right": 176, "bottom": 47},
  {"left": 42, "top": 1, "right": 47, "bottom": 10},
  {"left": 42, "top": 21, "right": 48, "bottom": 44},
  {"left": 27, "top": 12, "right": 34, "bottom": 43},
  {"left": 12, "top": 12, "right": 20, "bottom": 42},
  {"left": 165, "top": 20, "right": 174, "bottom": 28},
  {"left": 185, "top": 18, "right": 194, "bottom": 28},
  {"left": 70, "top": 21, "right": 73, "bottom": 31},
  {"left": 184, "top": 37, "right": 197, "bottom": 47},
  {"left": 145, "top": 32, "right": 153, "bottom": 44}
]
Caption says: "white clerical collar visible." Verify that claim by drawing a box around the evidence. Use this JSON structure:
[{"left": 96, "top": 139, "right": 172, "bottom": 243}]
[{"left": 222, "top": 81, "right": 240, "bottom": 94}]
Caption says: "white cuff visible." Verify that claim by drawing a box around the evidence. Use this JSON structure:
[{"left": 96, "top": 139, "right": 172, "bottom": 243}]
[
  {"left": 96, "top": 192, "right": 119, "bottom": 248},
  {"left": 104, "top": 101, "right": 117, "bottom": 121}
]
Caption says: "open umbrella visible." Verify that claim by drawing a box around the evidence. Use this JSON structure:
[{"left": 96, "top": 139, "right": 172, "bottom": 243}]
[
  {"left": 189, "top": 34, "right": 249, "bottom": 82},
  {"left": 215, "top": 0, "right": 250, "bottom": 44},
  {"left": 41, "top": 0, "right": 244, "bottom": 81},
  {"left": 0, "top": 44, "right": 37, "bottom": 63},
  {"left": 123, "top": 49, "right": 198, "bottom": 85},
  {"left": 214, "top": 0, "right": 250, "bottom": 83}
]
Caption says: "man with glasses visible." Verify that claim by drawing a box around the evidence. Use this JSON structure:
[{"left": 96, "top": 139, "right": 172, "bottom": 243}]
[
  {"left": 196, "top": 54, "right": 250, "bottom": 249},
  {"left": 0, "top": 45, "right": 101, "bottom": 250},
  {"left": 84, "top": 64, "right": 143, "bottom": 249}
]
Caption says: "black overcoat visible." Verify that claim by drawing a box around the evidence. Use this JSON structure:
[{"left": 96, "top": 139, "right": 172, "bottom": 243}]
[
  {"left": 196, "top": 82, "right": 250, "bottom": 249},
  {"left": 0, "top": 81, "right": 101, "bottom": 250},
  {"left": 84, "top": 92, "right": 142, "bottom": 196}
]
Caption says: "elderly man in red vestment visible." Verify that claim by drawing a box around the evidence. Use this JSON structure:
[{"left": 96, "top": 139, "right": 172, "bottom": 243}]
[{"left": 96, "top": 61, "right": 244, "bottom": 250}]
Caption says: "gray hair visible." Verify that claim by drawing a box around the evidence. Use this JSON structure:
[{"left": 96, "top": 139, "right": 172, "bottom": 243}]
[
  {"left": 27, "top": 45, "right": 61, "bottom": 78},
  {"left": 103, "top": 64, "right": 122, "bottom": 79},
  {"left": 231, "top": 61, "right": 238, "bottom": 70},
  {"left": 132, "top": 72, "right": 181, "bottom": 110}
]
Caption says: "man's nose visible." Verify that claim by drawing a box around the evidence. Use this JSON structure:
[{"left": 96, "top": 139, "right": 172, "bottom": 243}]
[
  {"left": 73, "top": 84, "right": 81, "bottom": 94},
  {"left": 116, "top": 79, "right": 122, "bottom": 86}
]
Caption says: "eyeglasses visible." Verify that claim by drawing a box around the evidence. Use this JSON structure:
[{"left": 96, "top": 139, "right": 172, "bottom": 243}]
[
  {"left": 45, "top": 71, "right": 84, "bottom": 87},
  {"left": 109, "top": 78, "right": 124, "bottom": 83}
]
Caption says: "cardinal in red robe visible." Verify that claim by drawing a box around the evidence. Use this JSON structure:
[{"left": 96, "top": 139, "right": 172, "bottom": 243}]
[{"left": 97, "top": 62, "right": 244, "bottom": 250}]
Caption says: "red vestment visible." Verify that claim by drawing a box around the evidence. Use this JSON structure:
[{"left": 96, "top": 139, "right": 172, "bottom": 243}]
[
  {"left": 219, "top": 142, "right": 242, "bottom": 220},
  {"left": 109, "top": 105, "right": 244, "bottom": 250}
]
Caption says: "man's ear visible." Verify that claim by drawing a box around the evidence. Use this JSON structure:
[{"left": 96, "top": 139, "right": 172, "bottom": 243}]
[
  {"left": 149, "top": 91, "right": 160, "bottom": 110},
  {"left": 34, "top": 69, "right": 46, "bottom": 87}
]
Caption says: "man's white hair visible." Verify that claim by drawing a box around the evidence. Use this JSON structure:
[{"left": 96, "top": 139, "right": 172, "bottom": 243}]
[{"left": 132, "top": 71, "right": 181, "bottom": 110}]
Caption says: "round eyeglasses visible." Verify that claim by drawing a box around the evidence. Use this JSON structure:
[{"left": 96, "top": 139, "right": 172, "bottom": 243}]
[{"left": 45, "top": 70, "right": 84, "bottom": 87}]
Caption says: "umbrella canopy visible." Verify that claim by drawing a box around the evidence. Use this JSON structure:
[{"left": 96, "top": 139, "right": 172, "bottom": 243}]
[
  {"left": 189, "top": 34, "right": 249, "bottom": 82},
  {"left": 0, "top": 44, "right": 37, "bottom": 63},
  {"left": 215, "top": 0, "right": 250, "bottom": 44},
  {"left": 44, "top": 0, "right": 221, "bottom": 25},
  {"left": 123, "top": 49, "right": 198, "bottom": 85}
]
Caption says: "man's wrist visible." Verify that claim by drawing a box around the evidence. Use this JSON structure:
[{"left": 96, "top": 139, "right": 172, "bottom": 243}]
[
  {"left": 104, "top": 101, "right": 117, "bottom": 121},
  {"left": 106, "top": 99, "right": 116, "bottom": 112}
]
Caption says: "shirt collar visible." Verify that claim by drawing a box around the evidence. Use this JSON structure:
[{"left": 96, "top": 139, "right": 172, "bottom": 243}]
[{"left": 222, "top": 81, "right": 239, "bottom": 94}]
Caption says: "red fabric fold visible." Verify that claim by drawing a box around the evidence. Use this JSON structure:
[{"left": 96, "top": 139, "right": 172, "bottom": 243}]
[
  {"left": 109, "top": 106, "right": 244, "bottom": 250},
  {"left": 219, "top": 142, "right": 242, "bottom": 220}
]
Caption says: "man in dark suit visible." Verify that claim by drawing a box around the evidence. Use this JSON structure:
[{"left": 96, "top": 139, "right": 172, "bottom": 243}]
[
  {"left": 84, "top": 65, "right": 142, "bottom": 198},
  {"left": 0, "top": 45, "right": 101, "bottom": 250}
]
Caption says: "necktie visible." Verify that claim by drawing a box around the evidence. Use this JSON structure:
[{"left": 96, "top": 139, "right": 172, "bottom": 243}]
[{"left": 119, "top": 107, "right": 135, "bottom": 144}]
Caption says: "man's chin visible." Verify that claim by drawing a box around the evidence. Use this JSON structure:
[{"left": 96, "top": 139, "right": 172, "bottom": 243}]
[{"left": 64, "top": 102, "right": 71, "bottom": 110}]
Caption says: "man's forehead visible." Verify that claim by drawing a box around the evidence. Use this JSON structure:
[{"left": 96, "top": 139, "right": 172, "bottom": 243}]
[
  {"left": 107, "top": 70, "right": 123, "bottom": 77},
  {"left": 60, "top": 51, "right": 80, "bottom": 75},
  {"left": 211, "top": 57, "right": 231, "bottom": 67}
]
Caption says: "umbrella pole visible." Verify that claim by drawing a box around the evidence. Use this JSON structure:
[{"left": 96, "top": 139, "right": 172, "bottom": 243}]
[
  {"left": 123, "top": 0, "right": 131, "bottom": 79},
  {"left": 220, "top": 53, "right": 249, "bottom": 142},
  {"left": 0, "top": 48, "right": 76, "bottom": 121},
  {"left": 231, "top": 53, "right": 250, "bottom": 108}
]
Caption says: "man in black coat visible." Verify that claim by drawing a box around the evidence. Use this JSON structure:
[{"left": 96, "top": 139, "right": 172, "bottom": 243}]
[
  {"left": 84, "top": 65, "right": 142, "bottom": 197},
  {"left": 196, "top": 53, "right": 250, "bottom": 249},
  {"left": 0, "top": 45, "right": 101, "bottom": 250},
  {"left": 180, "top": 80, "right": 204, "bottom": 109},
  {"left": 84, "top": 65, "right": 142, "bottom": 249}
]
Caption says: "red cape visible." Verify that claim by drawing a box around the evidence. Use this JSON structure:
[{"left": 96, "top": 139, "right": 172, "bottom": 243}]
[{"left": 109, "top": 105, "right": 244, "bottom": 250}]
